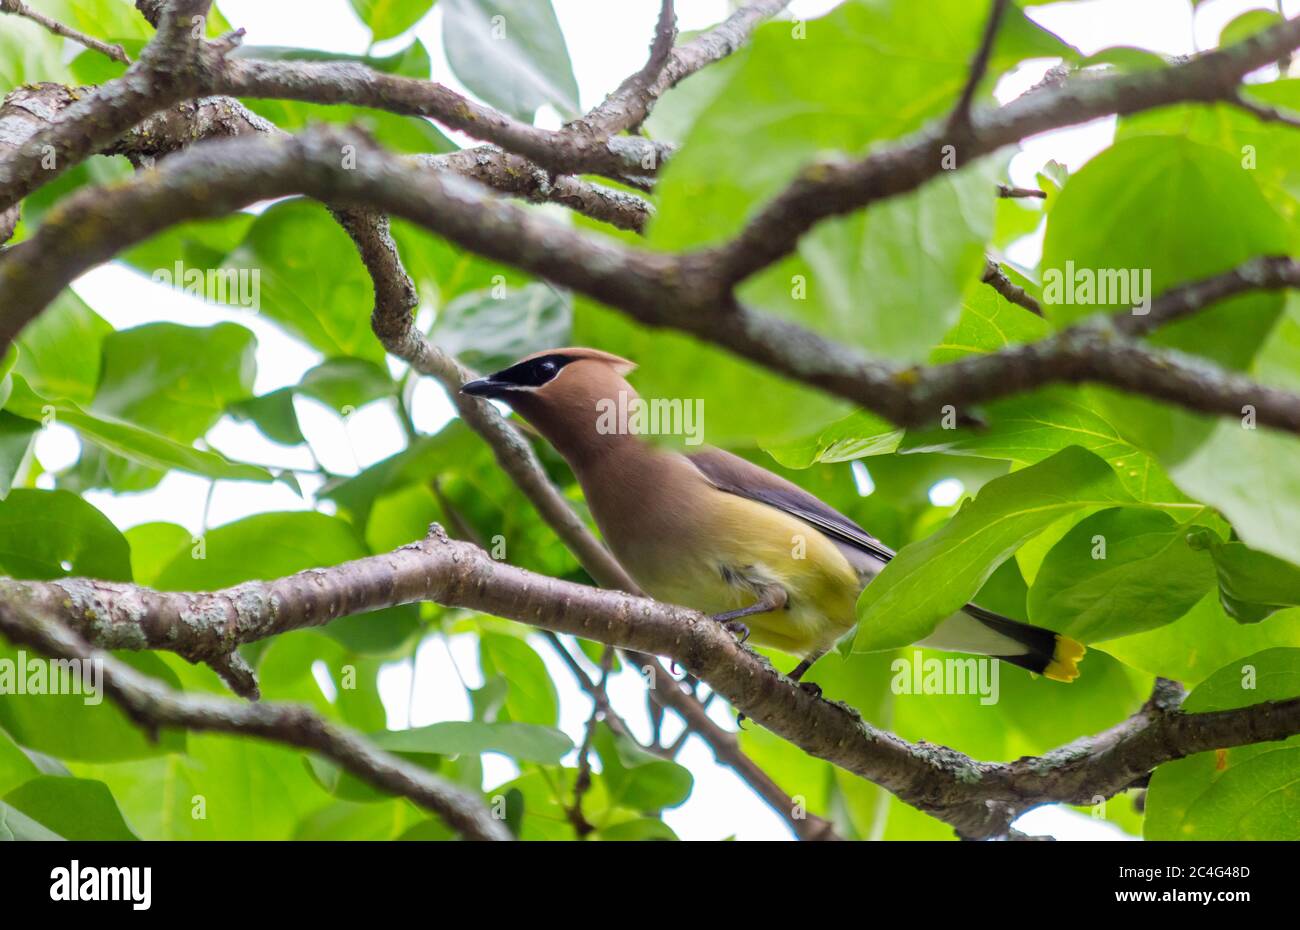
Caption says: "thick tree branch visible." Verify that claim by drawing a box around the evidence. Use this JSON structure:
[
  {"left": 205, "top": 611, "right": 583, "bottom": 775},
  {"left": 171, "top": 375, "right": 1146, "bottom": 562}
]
[
  {"left": 0, "top": 0, "right": 220, "bottom": 218},
  {"left": 4, "top": 126, "right": 1300, "bottom": 442},
  {"left": 0, "top": 595, "right": 510, "bottom": 841},
  {"left": 4, "top": 530, "right": 1296, "bottom": 839},
  {"left": 0, "top": 0, "right": 130, "bottom": 64}
]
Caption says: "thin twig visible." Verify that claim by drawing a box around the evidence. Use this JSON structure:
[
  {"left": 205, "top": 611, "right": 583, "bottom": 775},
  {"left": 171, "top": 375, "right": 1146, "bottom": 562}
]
[
  {"left": 948, "top": 0, "right": 1011, "bottom": 132},
  {"left": 0, "top": 0, "right": 130, "bottom": 63}
]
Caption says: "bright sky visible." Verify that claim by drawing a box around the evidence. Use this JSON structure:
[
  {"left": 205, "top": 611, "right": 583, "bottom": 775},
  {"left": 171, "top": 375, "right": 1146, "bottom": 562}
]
[{"left": 37, "top": 0, "right": 1292, "bottom": 840}]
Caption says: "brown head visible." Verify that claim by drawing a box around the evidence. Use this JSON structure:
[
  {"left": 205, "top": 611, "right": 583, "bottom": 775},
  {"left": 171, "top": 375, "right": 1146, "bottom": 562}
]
[{"left": 461, "top": 347, "right": 640, "bottom": 466}]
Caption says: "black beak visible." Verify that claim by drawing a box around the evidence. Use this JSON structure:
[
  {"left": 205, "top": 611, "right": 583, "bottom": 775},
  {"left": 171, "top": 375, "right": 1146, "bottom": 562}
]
[{"left": 461, "top": 377, "right": 510, "bottom": 399}]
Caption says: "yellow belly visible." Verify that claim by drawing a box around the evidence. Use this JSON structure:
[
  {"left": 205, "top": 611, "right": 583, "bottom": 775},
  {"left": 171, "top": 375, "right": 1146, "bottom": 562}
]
[{"left": 616, "top": 493, "right": 862, "bottom": 658}]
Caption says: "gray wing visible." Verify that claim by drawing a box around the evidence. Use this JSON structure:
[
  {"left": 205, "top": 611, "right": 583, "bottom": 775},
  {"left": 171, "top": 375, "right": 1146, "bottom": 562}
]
[{"left": 685, "top": 447, "right": 895, "bottom": 565}]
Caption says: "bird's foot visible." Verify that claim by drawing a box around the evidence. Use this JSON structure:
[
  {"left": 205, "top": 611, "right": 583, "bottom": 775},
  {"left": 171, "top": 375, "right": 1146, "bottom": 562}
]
[{"left": 721, "top": 619, "right": 750, "bottom": 643}]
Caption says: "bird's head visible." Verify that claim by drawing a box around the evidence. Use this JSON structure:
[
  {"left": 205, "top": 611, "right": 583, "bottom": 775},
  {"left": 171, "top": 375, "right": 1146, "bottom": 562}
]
[{"left": 461, "top": 347, "right": 639, "bottom": 462}]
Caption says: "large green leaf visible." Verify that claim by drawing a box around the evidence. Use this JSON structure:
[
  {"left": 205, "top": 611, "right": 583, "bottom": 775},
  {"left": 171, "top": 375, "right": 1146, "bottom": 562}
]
[
  {"left": 1103, "top": 593, "right": 1300, "bottom": 686},
  {"left": 0, "top": 17, "right": 69, "bottom": 86},
  {"left": 1145, "top": 648, "right": 1300, "bottom": 839},
  {"left": 349, "top": 0, "right": 435, "bottom": 41},
  {"left": 1027, "top": 508, "right": 1215, "bottom": 641},
  {"left": 225, "top": 199, "right": 390, "bottom": 362},
  {"left": 0, "top": 642, "right": 186, "bottom": 761},
  {"left": 0, "top": 488, "right": 130, "bottom": 581},
  {"left": 6, "top": 376, "right": 272, "bottom": 485},
  {"left": 3, "top": 776, "right": 138, "bottom": 840},
  {"left": 441, "top": 0, "right": 580, "bottom": 121},
  {"left": 12, "top": 290, "right": 112, "bottom": 406},
  {"left": 372, "top": 720, "right": 573, "bottom": 763},
  {"left": 90, "top": 322, "right": 258, "bottom": 488},
  {"left": 477, "top": 632, "right": 558, "bottom": 727},
  {"left": 1041, "top": 135, "right": 1289, "bottom": 513},
  {"left": 592, "top": 725, "right": 692, "bottom": 812},
  {"left": 900, "top": 387, "right": 1185, "bottom": 504},
  {"left": 853, "top": 447, "right": 1136, "bottom": 652},
  {"left": 1187, "top": 528, "right": 1300, "bottom": 624},
  {"left": 0, "top": 413, "right": 38, "bottom": 499}
]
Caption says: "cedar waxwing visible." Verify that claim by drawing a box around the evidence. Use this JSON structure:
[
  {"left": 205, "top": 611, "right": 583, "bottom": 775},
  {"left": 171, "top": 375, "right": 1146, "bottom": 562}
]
[{"left": 462, "top": 347, "right": 1085, "bottom": 688}]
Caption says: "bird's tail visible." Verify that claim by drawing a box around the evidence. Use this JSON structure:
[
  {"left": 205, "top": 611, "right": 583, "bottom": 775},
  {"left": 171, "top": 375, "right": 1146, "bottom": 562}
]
[{"left": 918, "top": 604, "right": 1086, "bottom": 682}]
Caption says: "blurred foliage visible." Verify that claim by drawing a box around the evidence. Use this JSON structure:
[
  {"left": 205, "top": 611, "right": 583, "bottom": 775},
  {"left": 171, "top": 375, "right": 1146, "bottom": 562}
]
[{"left": 0, "top": 0, "right": 1298, "bottom": 842}]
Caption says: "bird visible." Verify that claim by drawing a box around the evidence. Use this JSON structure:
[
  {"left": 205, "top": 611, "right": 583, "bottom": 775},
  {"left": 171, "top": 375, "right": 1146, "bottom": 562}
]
[{"left": 462, "top": 347, "right": 1085, "bottom": 690}]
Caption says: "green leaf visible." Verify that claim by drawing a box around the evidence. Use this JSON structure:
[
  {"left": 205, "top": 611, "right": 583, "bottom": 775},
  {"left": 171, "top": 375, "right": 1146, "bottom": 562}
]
[
  {"left": 592, "top": 725, "right": 692, "bottom": 812},
  {"left": 3, "top": 776, "right": 138, "bottom": 840},
  {"left": 929, "top": 283, "right": 1051, "bottom": 363},
  {"left": 762, "top": 410, "right": 901, "bottom": 469},
  {"left": 1161, "top": 424, "right": 1300, "bottom": 568},
  {"left": 1145, "top": 648, "right": 1300, "bottom": 839},
  {"left": 1103, "top": 592, "right": 1300, "bottom": 686},
  {"left": 441, "top": 0, "right": 580, "bottom": 121},
  {"left": 0, "top": 412, "right": 38, "bottom": 498},
  {"left": 900, "top": 387, "right": 1184, "bottom": 504},
  {"left": 0, "top": 727, "right": 40, "bottom": 797},
  {"left": 227, "top": 388, "right": 306, "bottom": 446},
  {"left": 297, "top": 357, "right": 396, "bottom": 414},
  {"left": 1041, "top": 135, "right": 1287, "bottom": 477},
  {"left": 1220, "top": 9, "right": 1283, "bottom": 48},
  {"left": 225, "top": 199, "right": 390, "bottom": 362},
  {"left": 0, "top": 17, "right": 69, "bottom": 86},
  {"left": 294, "top": 799, "right": 425, "bottom": 840},
  {"left": 91, "top": 322, "right": 257, "bottom": 463},
  {"left": 12, "top": 290, "right": 112, "bottom": 406},
  {"left": 6, "top": 375, "right": 273, "bottom": 485},
  {"left": 1027, "top": 508, "right": 1214, "bottom": 641},
  {"left": 120, "top": 214, "right": 256, "bottom": 281},
  {"left": 1187, "top": 529, "right": 1300, "bottom": 623},
  {"left": 431, "top": 283, "right": 572, "bottom": 373},
  {"left": 853, "top": 447, "right": 1135, "bottom": 652},
  {"left": 0, "top": 800, "right": 63, "bottom": 840},
  {"left": 0, "top": 643, "right": 186, "bottom": 761},
  {"left": 124, "top": 522, "right": 191, "bottom": 588},
  {"left": 477, "top": 632, "right": 558, "bottom": 727},
  {"left": 349, "top": 0, "right": 435, "bottom": 41},
  {"left": 0, "top": 488, "right": 130, "bottom": 581},
  {"left": 372, "top": 720, "right": 573, "bottom": 763}
]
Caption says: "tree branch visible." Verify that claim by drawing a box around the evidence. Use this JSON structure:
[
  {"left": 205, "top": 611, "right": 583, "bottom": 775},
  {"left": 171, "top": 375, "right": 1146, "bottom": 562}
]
[
  {"left": 948, "top": 0, "right": 1010, "bottom": 133},
  {"left": 0, "top": 0, "right": 222, "bottom": 219},
  {"left": 5, "top": 529, "right": 1296, "bottom": 840},
  {"left": 1116, "top": 254, "right": 1300, "bottom": 337},
  {"left": 5, "top": 126, "right": 1300, "bottom": 441},
  {"left": 0, "top": 594, "right": 510, "bottom": 841},
  {"left": 0, "top": 0, "right": 130, "bottom": 64},
  {"left": 982, "top": 257, "right": 1042, "bottom": 316}
]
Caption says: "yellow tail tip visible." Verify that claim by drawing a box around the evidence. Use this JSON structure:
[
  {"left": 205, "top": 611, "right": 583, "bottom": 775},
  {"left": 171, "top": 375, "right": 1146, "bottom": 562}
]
[{"left": 1044, "top": 635, "right": 1086, "bottom": 682}]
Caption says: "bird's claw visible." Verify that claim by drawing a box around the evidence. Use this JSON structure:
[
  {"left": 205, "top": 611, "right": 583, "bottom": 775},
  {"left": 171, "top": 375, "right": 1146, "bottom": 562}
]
[{"left": 721, "top": 620, "right": 750, "bottom": 643}]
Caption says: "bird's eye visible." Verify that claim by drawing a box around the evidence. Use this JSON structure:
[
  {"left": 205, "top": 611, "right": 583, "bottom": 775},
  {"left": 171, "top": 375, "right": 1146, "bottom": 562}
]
[{"left": 538, "top": 360, "right": 557, "bottom": 375}]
